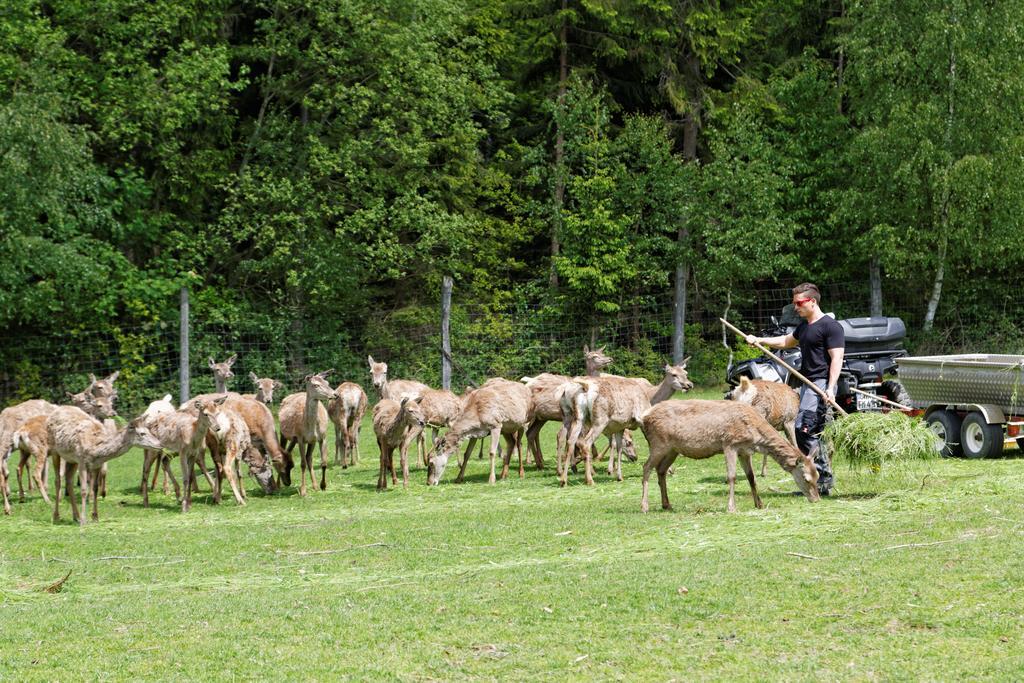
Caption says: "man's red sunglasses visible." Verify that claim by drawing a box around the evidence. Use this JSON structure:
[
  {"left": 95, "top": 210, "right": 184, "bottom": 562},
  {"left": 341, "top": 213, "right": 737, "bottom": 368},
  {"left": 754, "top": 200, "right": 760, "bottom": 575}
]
[{"left": 793, "top": 297, "right": 814, "bottom": 307}]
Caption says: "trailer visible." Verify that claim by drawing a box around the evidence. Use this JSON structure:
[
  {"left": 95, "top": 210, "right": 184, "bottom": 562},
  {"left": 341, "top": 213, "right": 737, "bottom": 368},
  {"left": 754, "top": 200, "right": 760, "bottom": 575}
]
[{"left": 896, "top": 354, "right": 1024, "bottom": 458}]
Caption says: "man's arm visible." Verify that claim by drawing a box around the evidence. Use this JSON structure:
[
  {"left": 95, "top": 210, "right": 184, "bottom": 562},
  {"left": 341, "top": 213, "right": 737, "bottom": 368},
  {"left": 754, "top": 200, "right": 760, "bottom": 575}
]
[
  {"left": 746, "top": 333, "right": 798, "bottom": 349},
  {"left": 826, "top": 347, "right": 844, "bottom": 398}
]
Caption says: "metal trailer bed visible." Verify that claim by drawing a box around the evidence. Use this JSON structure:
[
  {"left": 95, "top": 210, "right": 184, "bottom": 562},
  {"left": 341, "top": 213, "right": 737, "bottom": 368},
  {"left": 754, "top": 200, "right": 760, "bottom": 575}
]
[{"left": 896, "top": 354, "right": 1024, "bottom": 458}]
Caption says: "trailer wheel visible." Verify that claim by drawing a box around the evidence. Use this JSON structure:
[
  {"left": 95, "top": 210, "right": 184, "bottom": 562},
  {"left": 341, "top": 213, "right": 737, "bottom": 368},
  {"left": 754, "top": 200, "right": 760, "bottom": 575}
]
[
  {"left": 926, "top": 410, "right": 963, "bottom": 458},
  {"left": 960, "top": 412, "right": 1004, "bottom": 459}
]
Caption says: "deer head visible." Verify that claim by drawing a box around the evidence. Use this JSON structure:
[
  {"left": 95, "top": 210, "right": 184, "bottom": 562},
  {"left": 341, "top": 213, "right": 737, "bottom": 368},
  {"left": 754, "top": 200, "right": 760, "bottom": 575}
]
[
  {"left": 427, "top": 430, "right": 461, "bottom": 486},
  {"left": 249, "top": 372, "right": 282, "bottom": 404},
  {"left": 209, "top": 355, "right": 237, "bottom": 391},
  {"left": 583, "top": 345, "right": 613, "bottom": 375},
  {"left": 126, "top": 417, "right": 163, "bottom": 451},
  {"left": 663, "top": 360, "right": 694, "bottom": 392},
  {"left": 368, "top": 356, "right": 388, "bottom": 393},
  {"left": 304, "top": 371, "right": 336, "bottom": 401}
]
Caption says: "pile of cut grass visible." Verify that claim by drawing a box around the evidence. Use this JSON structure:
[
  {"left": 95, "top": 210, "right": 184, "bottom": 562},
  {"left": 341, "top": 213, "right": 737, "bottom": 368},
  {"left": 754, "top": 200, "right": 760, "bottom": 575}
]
[{"left": 824, "top": 410, "right": 940, "bottom": 471}]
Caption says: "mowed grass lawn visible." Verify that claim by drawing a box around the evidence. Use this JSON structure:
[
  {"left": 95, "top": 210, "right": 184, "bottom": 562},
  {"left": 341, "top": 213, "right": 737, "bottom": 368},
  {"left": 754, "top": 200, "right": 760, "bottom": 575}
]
[{"left": 2, "top": 387, "right": 1024, "bottom": 680}]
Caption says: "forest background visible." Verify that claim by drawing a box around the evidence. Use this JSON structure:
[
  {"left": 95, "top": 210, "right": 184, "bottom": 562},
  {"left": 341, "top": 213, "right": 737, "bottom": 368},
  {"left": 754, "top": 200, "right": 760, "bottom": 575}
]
[{"left": 3, "top": 0, "right": 1024, "bottom": 410}]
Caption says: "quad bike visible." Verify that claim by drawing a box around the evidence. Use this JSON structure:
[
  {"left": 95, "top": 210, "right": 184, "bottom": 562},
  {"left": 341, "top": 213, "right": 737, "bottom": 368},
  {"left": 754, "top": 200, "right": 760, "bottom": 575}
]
[{"left": 726, "top": 309, "right": 910, "bottom": 413}]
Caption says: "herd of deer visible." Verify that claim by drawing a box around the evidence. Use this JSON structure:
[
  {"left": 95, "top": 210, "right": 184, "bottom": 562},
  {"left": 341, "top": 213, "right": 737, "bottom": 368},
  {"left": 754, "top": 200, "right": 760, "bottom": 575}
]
[{"left": 0, "top": 348, "right": 820, "bottom": 525}]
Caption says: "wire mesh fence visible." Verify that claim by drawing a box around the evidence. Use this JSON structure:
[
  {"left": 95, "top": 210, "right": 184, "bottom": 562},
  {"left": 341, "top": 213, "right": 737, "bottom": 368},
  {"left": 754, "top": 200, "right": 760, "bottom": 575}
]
[{"left": 0, "top": 281, "right": 934, "bottom": 414}]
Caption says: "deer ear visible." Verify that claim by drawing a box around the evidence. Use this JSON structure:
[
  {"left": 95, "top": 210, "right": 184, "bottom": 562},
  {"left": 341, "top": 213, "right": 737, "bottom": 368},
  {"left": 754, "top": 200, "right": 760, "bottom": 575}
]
[
  {"left": 681, "top": 356, "right": 691, "bottom": 367},
  {"left": 598, "top": 346, "right": 606, "bottom": 354},
  {"left": 107, "top": 371, "right": 119, "bottom": 383},
  {"left": 194, "top": 399, "right": 205, "bottom": 410},
  {"left": 89, "top": 373, "right": 98, "bottom": 385},
  {"left": 66, "top": 391, "right": 75, "bottom": 400},
  {"left": 740, "top": 376, "right": 751, "bottom": 388},
  {"left": 274, "top": 380, "right": 284, "bottom": 390},
  {"left": 208, "top": 357, "right": 217, "bottom": 369},
  {"left": 318, "top": 369, "right": 334, "bottom": 379},
  {"left": 249, "top": 372, "right": 258, "bottom": 383},
  {"left": 400, "top": 397, "right": 409, "bottom": 408},
  {"left": 226, "top": 354, "right": 237, "bottom": 367},
  {"left": 367, "top": 355, "right": 375, "bottom": 367},
  {"left": 583, "top": 344, "right": 590, "bottom": 354},
  {"left": 415, "top": 396, "right": 424, "bottom": 404}
]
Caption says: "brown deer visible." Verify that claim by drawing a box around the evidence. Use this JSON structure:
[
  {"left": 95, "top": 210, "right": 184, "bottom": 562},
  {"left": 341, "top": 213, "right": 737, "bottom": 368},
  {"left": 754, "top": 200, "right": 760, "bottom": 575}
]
[
  {"left": 562, "top": 363, "right": 694, "bottom": 486},
  {"left": 0, "top": 399, "right": 56, "bottom": 515},
  {"left": 47, "top": 407, "right": 161, "bottom": 525},
  {"left": 279, "top": 371, "right": 337, "bottom": 495},
  {"left": 415, "top": 387, "right": 465, "bottom": 466},
  {"left": 144, "top": 399, "right": 224, "bottom": 511},
  {"left": 640, "top": 400, "right": 820, "bottom": 513},
  {"left": 727, "top": 377, "right": 800, "bottom": 476},
  {"left": 427, "top": 379, "right": 533, "bottom": 486},
  {"left": 328, "top": 382, "right": 368, "bottom": 468},
  {"left": 373, "top": 397, "right": 426, "bottom": 489},
  {"left": 10, "top": 415, "right": 51, "bottom": 505},
  {"left": 520, "top": 345, "right": 614, "bottom": 471},
  {"left": 208, "top": 354, "right": 237, "bottom": 393}
]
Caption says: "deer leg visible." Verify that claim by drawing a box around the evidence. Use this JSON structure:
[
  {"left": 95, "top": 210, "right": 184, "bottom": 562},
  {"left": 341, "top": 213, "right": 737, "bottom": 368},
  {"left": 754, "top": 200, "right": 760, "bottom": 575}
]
[
  {"left": 656, "top": 456, "right": 674, "bottom": 511},
  {"left": 350, "top": 423, "right": 361, "bottom": 465},
  {"left": 99, "top": 462, "right": 107, "bottom": 499},
  {"left": 318, "top": 438, "right": 328, "bottom": 490},
  {"left": 162, "top": 455, "right": 182, "bottom": 502},
  {"left": 499, "top": 432, "right": 512, "bottom": 481},
  {"left": 516, "top": 430, "right": 525, "bottom": 479},
  {"left": 488, "top": 427, "right": 501, "bottom": 484},
  {"left": 141, "top": 449, "right": 157, "bottom": 508},
  {"left": 739, "top": 451, "right": 763, "bottom": 509},
  {"left": 724, "top": 446, "right": 739, "bottom": 513},
  {"left": 334, "top": 427, "right": 344, "bottom": 467},
  {"left": 223, "top": 449, "right": 246, "bottom": 506},
  {"left": 455, "top": 438, "right": 476, "bottom": 484},
  {"left": 388, "top": 442, "right": 398, "bottom": 487},
  {"left": 77, "top": 465, "right": 89, "bottom": 526},
  {"left": 32, "top": 448, "right": 50, "bottom": 504},
  {"left": 580, "top": 418, "right": 608, "bottom": 486},
  {"left": 641, "top": 452, "right": 656, "bottom": 513},
  {"left": 760, "top": 453, "right": 768, "bottom": 478},
  {"left": 526, "top": 421, "right": 544, "bottom": 471},
  {"left": 611, "top": 433, "right": 624, "bottom": 481},
  {"left": 90, "top": 467, "right": 101, "bottom": 521},
  {"left": 1, "top": 455, "right": 11, "bottom": 515},
  {"left": 298, "top": 442, "right": 310, "bottom": 497},
  {"left": 50, "top": 455, "right": 62, "bottom": 521},
  {"left": 17, "top": 450, "right": 30, "bottom": 502},
  {"left": 562, "top": 417, "right": 585, "bottom": 486},
  {"left": 180, "top": 452, "right": 193, "bottom": 513}
]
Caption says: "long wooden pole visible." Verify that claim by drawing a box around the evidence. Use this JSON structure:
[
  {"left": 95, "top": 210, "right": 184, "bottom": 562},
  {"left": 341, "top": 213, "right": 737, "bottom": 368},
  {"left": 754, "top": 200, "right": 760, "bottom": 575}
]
[{"left": 720, "top": 318, "right": 849, "bottom": 417}]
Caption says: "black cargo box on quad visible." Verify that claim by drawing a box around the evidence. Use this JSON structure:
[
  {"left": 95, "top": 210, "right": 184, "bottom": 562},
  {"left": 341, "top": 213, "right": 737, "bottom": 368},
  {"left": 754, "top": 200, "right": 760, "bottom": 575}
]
[{"left": 839, "top": 316, "right": 906, "bottom": 354}]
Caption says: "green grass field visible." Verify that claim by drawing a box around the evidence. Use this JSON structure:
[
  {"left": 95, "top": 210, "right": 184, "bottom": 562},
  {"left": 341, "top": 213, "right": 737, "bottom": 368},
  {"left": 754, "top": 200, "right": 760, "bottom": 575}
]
[{"left": 2, "top": 387, "right": 1023, "bottom": 680}]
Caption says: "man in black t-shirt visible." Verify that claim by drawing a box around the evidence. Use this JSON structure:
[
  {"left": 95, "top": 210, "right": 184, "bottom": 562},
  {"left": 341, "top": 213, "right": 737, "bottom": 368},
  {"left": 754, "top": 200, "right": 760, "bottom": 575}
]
[{"left": 745, "top": 283, "right": 844, "bottom": 495}]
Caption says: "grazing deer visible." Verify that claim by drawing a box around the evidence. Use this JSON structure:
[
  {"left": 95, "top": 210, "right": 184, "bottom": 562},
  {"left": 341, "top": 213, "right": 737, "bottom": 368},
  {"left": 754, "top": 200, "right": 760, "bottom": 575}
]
[
  {"left": 520, "top": 345, "right": 614, "bottom": 471},
  {"left": 640, "top": 400, "right": 820, "bottom": 513},
  {"left": 562, "top": 363, "right": 694, "bottom": 486},
  {"left": 427, "top": 379, "right": 533, "bottom": 486},
  {"left": 209, "top": 355, "right": 237, "bottom": 393},
  {"left": 203, "top": 404, "right": 274, "bottom": 506},
  {"left": 727, "top": 377, "right": 800, "bottom": 476},
  {"left": 0, "top": 400, "right": 57, "bottom": 515},
  {"left": 279, "top": 371, "right": 337, "bottom": 495},
  {"left": 373, "top": 397, "right": 426, "bottom": 489},
  {"left": 47, "top": 407, "right": 161, "bottom": 525},
  {"left": 414, "top": 387, "right": 464, "bottom": 466},
  {"left": 328, "top": 382, "right": 368, "bottom": 468}
]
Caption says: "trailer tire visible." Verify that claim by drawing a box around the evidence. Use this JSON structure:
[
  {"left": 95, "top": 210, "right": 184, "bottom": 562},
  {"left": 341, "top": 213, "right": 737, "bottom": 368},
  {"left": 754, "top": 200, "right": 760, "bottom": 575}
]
[
  {"left": 926, "top": 410, "right": 963, "bottom": 458},
  {"left": 960, "top": 412, "right": 1004, "bottom": 459}
]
